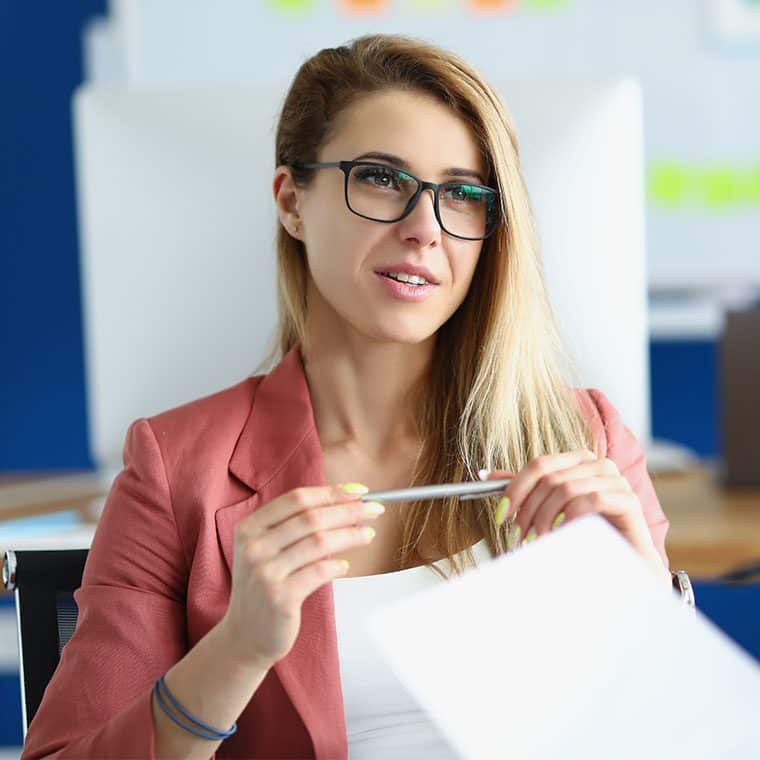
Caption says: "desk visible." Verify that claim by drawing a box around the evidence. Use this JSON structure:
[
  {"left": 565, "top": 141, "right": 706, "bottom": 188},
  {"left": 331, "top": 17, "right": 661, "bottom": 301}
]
[
  {"left": 0, "top": 471, "right": 105, "bottom": 522},
  {"left": 1, "top": 468, "right": 758, "bottom": 579},
  {"left": 653, "top": 467, "right": 760, "bottom": 578}
]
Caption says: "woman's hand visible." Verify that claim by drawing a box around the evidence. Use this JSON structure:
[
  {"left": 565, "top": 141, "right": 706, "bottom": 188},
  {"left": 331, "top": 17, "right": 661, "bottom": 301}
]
[
  {"left": 217, "top": 483, "right": 383, "bottom": 670},
  {"left": 484, "top": 450, "right": 670, "bottom": 585}
]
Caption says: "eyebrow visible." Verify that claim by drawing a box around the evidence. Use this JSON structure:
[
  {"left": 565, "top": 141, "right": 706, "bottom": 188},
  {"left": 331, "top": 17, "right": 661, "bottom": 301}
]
[{"left": 352, "top": 151, "right": 487, "bottom": 185}]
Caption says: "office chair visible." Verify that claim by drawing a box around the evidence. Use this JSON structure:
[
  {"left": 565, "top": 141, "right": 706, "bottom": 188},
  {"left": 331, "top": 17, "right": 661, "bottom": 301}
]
[{"left": 2, "top": 548, "right": 89, "bottom": 736}]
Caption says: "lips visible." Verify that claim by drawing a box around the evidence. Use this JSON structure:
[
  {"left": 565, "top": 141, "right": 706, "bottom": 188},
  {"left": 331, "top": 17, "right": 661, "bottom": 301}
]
[
  {"left": 373, "top": 263, "right": 440, "bottom": 285},
  {"left": 373, "top": 271, "right": 438, "bottom": 302}
]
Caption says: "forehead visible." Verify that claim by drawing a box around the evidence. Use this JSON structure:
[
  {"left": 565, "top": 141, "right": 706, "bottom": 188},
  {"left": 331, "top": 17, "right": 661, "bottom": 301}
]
[{"left": 320, "top": 89, "right": 487, "bottom": 179}]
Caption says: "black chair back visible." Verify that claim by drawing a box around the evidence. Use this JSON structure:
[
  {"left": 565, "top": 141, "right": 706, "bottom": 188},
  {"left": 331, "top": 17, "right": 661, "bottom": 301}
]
[{"left": 2, "top": 549, "right": 89, "bottom": 735}]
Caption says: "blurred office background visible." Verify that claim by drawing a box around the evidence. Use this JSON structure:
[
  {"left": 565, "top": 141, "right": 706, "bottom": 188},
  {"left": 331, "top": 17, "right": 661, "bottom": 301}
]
[{"left": 1, "top": 0, "right": 760, "bottom": 754}]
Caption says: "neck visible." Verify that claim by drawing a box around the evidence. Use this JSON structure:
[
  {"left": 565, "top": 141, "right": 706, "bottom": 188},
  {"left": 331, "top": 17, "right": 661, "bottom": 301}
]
[{"left": 301, "top": 306, "right": 433, "bottom": 461}]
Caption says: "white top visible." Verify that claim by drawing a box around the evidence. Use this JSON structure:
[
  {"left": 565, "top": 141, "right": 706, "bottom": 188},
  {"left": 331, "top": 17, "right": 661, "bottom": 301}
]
[{"left": 332, "top": 538, "right": 492, "bottom": 759}]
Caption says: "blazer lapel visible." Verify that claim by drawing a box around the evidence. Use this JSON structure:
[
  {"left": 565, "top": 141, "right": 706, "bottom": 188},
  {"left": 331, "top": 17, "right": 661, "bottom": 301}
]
[{"left": 215, "top": 344, "right": 348, "bottom": 759}]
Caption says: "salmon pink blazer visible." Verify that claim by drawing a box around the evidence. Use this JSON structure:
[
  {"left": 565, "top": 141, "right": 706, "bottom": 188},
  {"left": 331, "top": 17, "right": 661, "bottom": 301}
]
[{"left": 21, "top": 344, "right": 670, "bottom": 759}]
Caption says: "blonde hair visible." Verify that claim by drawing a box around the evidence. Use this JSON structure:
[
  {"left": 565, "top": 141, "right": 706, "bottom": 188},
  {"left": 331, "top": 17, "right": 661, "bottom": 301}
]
[{"left": 258, "top": 33, "right": 594, "bottom": 577}]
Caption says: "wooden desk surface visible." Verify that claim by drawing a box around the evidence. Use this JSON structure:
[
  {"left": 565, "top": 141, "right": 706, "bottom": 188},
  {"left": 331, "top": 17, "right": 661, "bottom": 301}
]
[
  {"left": 1, "top": 467, "right": 759, "bottom": 579},
  {"left": 653, "top": 467, "right": 760, "bottom": 579}
]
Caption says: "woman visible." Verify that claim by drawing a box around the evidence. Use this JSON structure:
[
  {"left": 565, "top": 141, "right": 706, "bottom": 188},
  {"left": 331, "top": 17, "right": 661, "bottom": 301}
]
[{"left": 22, "top": 33, "right": 670, "bottom": 759}]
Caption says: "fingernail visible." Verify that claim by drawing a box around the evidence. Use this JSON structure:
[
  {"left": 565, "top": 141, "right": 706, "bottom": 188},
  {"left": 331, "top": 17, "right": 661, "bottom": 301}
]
[
  {"left": 552, "top": 512, "right": 566, "bottom": 530},
  {"left": 338, "top": 559, "right": 350, "bottom": 572},
  {"left": 507, "top": 523, "right": 521, "bottom": 550},
  {"left": 364, "top": 501, "right": 385, "bottom": 515},
  {"left": 340, "top": 482, "right": 369, "bottom": 495},
  {"left": 478, "top": 468, "right": 490, "bottom": 481},
  {"left": 360, "top": 526, "right": 376, "bottom": 541},
  {"left": 495, "top": 496, "right": 510, "bottom": 526},
  {"left": 522, "top": 528, "right": 537, "bottom": 545}
]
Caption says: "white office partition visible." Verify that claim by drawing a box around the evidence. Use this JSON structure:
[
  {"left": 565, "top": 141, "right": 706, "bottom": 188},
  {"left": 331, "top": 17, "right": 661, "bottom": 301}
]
[
  {"left": 507, "top": 80, "right": 649, "bottom": 449},
  {"left": 72, "top": 80, "right": 648, "bottom": 472}
]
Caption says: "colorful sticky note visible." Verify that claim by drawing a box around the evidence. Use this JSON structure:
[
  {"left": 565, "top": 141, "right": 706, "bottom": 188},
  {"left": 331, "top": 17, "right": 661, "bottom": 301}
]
[
  {"left": 525, "top": 0, "right": 568, "bottom": 8},
  {"left": 339, "top": 0, "right": 391, "bottom": 15},
  {"left": 467, "top": 0, "right": 521, "bottom": 13},
  {"left": 268, "top": 0, "right": 314, "bottom": 14},
  {"left": 649, "top": 162, "right": 694, "bottom": 207}
]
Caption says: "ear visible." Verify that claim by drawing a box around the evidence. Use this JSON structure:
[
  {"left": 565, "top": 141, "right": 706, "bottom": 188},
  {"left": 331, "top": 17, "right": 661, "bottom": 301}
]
[{"left": 273, "top": 166, "right": 303, "bottom": 240}]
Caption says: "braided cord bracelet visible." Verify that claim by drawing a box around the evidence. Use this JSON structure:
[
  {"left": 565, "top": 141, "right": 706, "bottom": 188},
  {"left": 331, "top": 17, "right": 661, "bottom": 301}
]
[{"left": 153, "top": 675, "right": 238, "bottom": 741}]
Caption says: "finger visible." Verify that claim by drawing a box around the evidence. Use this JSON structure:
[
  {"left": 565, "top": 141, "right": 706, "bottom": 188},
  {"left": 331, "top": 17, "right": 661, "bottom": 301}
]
[
  {"left": 269, "top": 499, "right": 385, "bottom": 555},
  {"left": 513, "top": 459, "right": 625, "bottom": 537},
  {"left": 560, "top": 490, "right": 649, "bottom": 546},
  {"left": 246, "top": 483, "right": 370, "bottom": 532},
  {"left": 271, "top": 523, "right": 377, "bottom": 580},
  {"left": 526, "top": 477, "right": 624, "bottom": 539},
  {"left": 503, "top": 449, "right": 597, "bottom": 523},
  {"left": 286, "top": 557, "right": 352, "bottom": 602},
  {"left": 478, "top": 468, "right": 516, "bottom": 481}
]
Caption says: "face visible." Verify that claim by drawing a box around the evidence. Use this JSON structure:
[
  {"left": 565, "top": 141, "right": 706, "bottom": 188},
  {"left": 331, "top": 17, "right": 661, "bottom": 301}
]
[{"left": 274, "top": 88, "right": 489, "bottom": 346}]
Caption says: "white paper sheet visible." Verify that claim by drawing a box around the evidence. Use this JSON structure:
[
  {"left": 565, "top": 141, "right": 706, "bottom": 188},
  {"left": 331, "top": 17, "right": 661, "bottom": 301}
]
[{"left": 366, "top": 515, "right": 760, "bottom": 760}]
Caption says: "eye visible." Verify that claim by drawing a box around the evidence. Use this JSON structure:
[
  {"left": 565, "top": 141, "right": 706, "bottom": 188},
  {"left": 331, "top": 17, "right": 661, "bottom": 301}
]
[
  {"left": 354, "top": 165, "right": 413, "bottom": 191},
  {"left": 444, "top": 184, "right": 487, "bottom": 203}
]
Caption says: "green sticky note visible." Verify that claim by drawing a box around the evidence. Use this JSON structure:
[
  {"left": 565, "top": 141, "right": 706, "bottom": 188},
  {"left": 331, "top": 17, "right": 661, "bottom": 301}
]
[
  {"left": 701, "top": 166, "right": 744, "bottom": 210},
  {"left": 649, "top": 162, "right": 692, "bottom": 207},
  {"left": 268, "top": 0, "right": 313, "bottom": 15}
]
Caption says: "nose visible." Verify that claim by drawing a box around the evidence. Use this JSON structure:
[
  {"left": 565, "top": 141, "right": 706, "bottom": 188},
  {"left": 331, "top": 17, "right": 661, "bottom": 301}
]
[{"left": 397, "top": 187, "right": 442, "bottom": 248}]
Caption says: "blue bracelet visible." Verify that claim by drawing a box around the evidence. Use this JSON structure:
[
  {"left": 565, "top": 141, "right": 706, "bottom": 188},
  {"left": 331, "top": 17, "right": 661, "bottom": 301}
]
[
  {"left": 153, "top": 676, "right": 238, "bottom": 740},
  {"left": 153, "top": 682, "right": 224, "bottom": 741}
]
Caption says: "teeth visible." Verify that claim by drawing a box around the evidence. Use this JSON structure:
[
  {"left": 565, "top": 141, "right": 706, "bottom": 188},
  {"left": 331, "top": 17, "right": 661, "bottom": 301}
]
[{"left": 383, "top": 271, "right": 429, "bottom": 286}]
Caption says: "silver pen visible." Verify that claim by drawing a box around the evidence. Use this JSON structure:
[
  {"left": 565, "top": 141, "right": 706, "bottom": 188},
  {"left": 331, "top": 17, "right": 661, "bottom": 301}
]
[{"left": 359, "top": 478, "right": 510, "bottom": 504}]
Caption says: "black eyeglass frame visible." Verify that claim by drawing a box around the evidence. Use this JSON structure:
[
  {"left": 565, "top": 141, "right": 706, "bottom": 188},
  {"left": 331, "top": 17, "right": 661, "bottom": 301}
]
[{"left": 291, "top": 160, "right": 502, "bottom": 241}]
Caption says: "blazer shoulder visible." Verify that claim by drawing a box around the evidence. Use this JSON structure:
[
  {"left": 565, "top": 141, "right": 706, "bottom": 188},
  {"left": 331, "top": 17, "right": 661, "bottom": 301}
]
[
  {"left": 142, "top": 375, "right": 265, "bottom": 477},
  {"left": 574, "top": 386, "right": 648, "bottom": 468},
  {"left": 572, "top": 387, "right": 610, "bottom": 457},
  {"left": 148, "top": 375, "right": 263, "bottom": 433}
]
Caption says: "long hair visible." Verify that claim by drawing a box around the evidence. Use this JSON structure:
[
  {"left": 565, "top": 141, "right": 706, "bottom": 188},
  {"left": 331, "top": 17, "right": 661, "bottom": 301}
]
[{"left": 257, "top": 33, "right": 594, "bottom": 577}]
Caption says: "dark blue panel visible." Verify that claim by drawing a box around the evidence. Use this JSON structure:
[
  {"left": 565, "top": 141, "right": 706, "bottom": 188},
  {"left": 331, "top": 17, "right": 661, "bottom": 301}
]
[
  {"left": 0, "top": 596, "right": 22, "bottom": 746},
  {"left": 0, "top": 1, "right": 105, "bottom": 471},
  {"left": 0, "top": 672, "right": 23, "bottom": 746},
  {"left": 692, "top": 581, "right": 760, "bottom": 664},
  {"left": 649, "top": 340, "right": 720, "bottom": 458}
]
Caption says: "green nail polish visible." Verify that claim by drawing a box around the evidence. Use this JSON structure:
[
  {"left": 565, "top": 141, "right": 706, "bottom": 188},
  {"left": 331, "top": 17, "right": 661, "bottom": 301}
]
[
  {"left": 340, "top": 482, "right": 369, "bottom": 495},
  {"left": 552, "top": 512, "right": 566, "bottom": 530},
  {"left": 507, "top": 523, "right": 521, "bottom": 550},
  {"left": 495, "top": 496, "right": 510, "bottom": 526},
  {"left": 523, "top": 528, "right": 537, "bottom": 545}
]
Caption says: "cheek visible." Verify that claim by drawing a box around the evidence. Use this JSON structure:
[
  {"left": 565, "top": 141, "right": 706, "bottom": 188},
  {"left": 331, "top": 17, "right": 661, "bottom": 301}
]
[
  {"left": 303, "top": 210, "right": 354, "bottom": 279},
  {"left": 304, "top": 222, "right": 370, "bottom": 309},
  {"left": 451, "top": 248, "right": 481, "bottom": 294}
]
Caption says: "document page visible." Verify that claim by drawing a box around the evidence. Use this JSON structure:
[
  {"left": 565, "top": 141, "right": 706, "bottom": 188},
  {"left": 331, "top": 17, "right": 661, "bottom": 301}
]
[{"left": 366, "top": 514, "right": 760, "bottom": 759}]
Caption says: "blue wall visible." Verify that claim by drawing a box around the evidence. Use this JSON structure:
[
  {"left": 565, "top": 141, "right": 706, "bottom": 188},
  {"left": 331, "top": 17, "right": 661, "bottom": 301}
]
[
  {"left": 0, "top": 0, "right": 104, "bottom": 472},
  {"left": 650, "top": 339, "right": 720, "bottom": 459}
]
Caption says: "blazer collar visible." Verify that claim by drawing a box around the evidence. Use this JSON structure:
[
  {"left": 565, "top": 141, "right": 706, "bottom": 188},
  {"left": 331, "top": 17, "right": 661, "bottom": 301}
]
[
  {"left": 218, "top": 343, "right": 349, "bottom": 759},
  {"left": 228, "top": 343, "right": 317, "bottom": 493}
]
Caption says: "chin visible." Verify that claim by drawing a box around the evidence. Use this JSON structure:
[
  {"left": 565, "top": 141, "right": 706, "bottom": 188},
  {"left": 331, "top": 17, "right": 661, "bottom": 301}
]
[{"left": 363, "top": 321, "right": 439, "bottom": 346}]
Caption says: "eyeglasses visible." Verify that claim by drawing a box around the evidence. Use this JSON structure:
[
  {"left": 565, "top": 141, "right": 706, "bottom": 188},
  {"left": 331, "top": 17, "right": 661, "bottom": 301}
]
[{"left": 290, "top": 160, "right": 501, "bottom": 241}]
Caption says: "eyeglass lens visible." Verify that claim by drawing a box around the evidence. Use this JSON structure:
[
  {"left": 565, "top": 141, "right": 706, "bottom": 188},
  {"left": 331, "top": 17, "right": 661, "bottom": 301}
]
[{"left": 346, "top": 164, "right": 497, "bottom": 239}]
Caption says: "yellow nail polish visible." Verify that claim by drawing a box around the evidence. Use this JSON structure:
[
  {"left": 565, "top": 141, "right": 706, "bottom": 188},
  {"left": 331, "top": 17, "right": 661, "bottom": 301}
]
[
  {"left": 507, "top": 523, "right": 521, "bottom": 550},
  {"left": 364, "top": 501, "right": 385, "bottom": 515},
  {"left": 361, "top": 526, "right": 376, "bottom": 541},
  {"left": 340, "top": 482, "right": 369, "bottom": 495},
  {"left": 552, "top": 512, "right": 566, "bottom": 530},
  {"left": 495, "top": 496, "right": 510, "bottom": 526},
  {"left": 339, "top": 559, "right": 350, "bottom": 570},
  {"left": 523, "top": 528, "right": 537, "bottom": 545}
]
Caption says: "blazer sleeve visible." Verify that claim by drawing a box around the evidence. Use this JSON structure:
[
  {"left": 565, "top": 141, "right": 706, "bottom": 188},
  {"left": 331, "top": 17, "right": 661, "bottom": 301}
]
[
  {"left": 21, "top": 418, "right": 192, "bottom": 759},
  {"left": 583, "top": 388, "right": 671, "bottom": 570}
]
